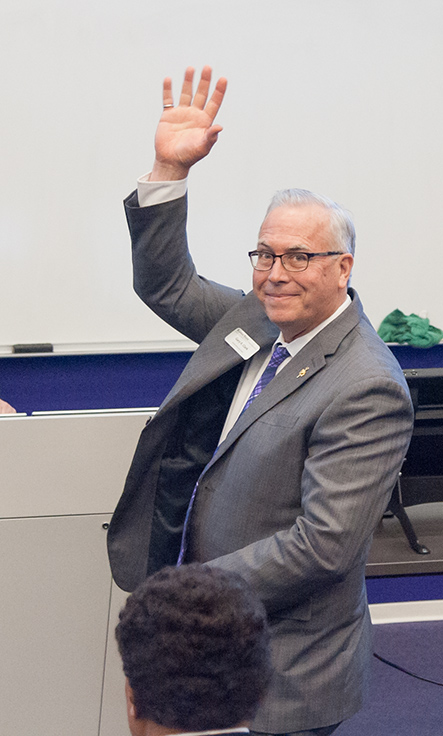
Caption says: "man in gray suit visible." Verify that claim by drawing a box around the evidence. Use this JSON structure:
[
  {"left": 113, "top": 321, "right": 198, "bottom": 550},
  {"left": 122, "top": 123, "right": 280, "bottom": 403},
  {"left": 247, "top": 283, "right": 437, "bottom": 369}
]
[{"left": 108, "top": 66, "right": 414, "bottom": 736}]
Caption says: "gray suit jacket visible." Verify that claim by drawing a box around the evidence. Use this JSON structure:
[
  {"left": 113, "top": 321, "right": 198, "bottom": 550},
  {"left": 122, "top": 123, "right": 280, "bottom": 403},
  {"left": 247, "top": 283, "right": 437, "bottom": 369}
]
[{"left": 108, "top": 193, "right": 414, "bottom": 733}]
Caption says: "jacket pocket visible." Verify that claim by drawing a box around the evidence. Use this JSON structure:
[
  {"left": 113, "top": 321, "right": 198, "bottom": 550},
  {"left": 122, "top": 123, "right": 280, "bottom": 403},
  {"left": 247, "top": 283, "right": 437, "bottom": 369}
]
[{"left": 257, "top": 413, "right": 300, "bottom": 428}]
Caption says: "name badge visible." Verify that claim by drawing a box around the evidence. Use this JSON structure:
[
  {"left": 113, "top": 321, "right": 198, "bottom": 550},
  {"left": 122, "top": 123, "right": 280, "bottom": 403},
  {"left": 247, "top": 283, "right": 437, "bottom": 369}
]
[{"left": 225, "top": 328, "right": 260, "bottom": 360}]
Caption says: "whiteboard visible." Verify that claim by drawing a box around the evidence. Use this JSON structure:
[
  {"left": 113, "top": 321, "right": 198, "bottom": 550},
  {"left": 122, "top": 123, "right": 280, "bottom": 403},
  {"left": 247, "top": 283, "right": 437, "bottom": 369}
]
[{"left": 1, "top": 0, "right": 442, "bottom": 351}]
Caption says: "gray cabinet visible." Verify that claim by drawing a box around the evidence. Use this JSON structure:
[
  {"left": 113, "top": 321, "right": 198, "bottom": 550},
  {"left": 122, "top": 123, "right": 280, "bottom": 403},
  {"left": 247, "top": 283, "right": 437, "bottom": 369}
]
[{"left": 0, "top": 411, "right": 154, "bottom": 736}]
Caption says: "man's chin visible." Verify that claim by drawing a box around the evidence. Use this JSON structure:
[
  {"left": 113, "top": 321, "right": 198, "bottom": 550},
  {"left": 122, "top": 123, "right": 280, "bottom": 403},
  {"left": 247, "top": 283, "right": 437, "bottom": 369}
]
[
  {"left": 262, "top": 308, "right": 311, "bottom": 341},
  {"left": 264, "top": 301, "right": 296, "bottom": 321}
]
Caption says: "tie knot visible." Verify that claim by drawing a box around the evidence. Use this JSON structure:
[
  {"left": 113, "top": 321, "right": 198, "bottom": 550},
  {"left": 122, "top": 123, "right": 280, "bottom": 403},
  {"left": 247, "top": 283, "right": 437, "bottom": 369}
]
[
  {"left": 268, "top": 344, "right": 291, "bottom": 367},
  {"left": 239, "top": 344, "right": 291, "bottom": 416}
]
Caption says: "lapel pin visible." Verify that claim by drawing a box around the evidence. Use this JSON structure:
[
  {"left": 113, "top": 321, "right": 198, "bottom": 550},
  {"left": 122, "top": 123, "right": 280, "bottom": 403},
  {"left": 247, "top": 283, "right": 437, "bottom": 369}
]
[{"left": 296, "top": 367, "right": 310, "bottom": 379}]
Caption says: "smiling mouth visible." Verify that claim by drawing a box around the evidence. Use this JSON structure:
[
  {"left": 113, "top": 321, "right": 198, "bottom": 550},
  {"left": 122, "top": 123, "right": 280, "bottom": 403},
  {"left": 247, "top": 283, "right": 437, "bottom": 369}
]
[{"left": 265, "top": 293, "right": 300, "bottom": 298}]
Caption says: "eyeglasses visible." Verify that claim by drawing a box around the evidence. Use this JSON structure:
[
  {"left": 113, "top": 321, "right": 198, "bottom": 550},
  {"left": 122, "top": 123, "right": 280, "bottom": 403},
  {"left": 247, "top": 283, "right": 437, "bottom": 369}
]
[{"left": 248, "top": 250, "right": 343, "bottom": 272}]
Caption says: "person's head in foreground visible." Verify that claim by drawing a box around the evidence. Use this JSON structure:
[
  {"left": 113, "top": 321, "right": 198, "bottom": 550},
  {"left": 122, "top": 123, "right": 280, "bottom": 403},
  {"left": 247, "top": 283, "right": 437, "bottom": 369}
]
[{"left": 115, "top": 563, "right": 272, "bottom": 736}]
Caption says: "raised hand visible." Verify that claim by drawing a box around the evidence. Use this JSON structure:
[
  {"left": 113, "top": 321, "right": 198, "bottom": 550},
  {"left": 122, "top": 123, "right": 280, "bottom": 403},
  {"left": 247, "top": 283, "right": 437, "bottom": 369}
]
[{"left": 150, "top": 65, "right": 227, "bottom": 181}]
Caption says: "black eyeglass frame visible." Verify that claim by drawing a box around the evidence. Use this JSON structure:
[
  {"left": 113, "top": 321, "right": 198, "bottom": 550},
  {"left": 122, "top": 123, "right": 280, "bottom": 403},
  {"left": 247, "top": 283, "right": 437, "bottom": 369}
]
[{"left": 248, "top": 250, "right": 343, "bottom": 272}]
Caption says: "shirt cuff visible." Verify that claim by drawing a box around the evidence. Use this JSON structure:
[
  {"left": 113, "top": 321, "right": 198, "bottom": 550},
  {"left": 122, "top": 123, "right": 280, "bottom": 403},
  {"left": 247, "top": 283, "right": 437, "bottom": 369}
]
[{"left": 137, "top": 172, "right": 188, "bottom": 207}]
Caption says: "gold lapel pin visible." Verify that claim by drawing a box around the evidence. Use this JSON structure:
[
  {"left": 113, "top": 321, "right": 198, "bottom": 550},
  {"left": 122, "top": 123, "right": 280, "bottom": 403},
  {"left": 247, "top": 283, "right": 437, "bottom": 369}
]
[{"left": 296, "top": 367, "right": 310, "bottom": 379}]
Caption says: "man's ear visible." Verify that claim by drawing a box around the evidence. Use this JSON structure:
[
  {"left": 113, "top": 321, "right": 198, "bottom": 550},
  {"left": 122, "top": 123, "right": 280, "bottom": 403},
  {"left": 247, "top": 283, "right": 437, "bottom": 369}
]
[
  {"left": 338, "top": 253, "right": 354, "bottom": 287},
  {"left": 125, "top": 678, "right": 136, "bottom": 715},
  {"left": 125, "top": 678, "right": 145, "bottom": 736}
]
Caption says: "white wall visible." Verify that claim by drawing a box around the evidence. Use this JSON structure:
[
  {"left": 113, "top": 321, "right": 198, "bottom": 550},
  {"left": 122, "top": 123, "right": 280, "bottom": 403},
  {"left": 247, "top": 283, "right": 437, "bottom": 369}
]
[{"left": 1, "top": 0, "right": 442, "bottom": 349}]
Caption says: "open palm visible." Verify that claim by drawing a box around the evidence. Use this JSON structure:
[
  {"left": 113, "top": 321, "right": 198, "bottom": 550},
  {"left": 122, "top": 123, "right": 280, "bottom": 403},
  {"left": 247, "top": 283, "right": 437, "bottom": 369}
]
[{"left": 151, "top": 66, "right": 227, "bottom": 180}]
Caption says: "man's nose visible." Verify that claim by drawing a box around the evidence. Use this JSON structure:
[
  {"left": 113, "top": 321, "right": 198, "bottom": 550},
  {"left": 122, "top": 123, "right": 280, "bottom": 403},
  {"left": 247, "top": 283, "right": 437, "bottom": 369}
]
[{"left": 268, "top": 256, "right": 289, "bottom": 281}]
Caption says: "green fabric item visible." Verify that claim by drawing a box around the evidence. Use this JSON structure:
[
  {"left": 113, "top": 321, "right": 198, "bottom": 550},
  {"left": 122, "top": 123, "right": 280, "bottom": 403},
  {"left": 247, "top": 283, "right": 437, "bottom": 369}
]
[{"left": 378, "top": 309, "right": 443, "bottom": 348}]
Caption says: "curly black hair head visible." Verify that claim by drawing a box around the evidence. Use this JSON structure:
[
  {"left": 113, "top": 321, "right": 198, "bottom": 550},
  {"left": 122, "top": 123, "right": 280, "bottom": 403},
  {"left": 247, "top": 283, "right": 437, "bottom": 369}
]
[{"left": 115, "top": 564, "right": 272, "bottom": 731}]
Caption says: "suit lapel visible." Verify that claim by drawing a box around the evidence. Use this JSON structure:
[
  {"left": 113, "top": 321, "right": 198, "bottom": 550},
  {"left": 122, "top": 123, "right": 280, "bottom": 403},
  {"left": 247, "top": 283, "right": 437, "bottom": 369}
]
[
  {"left": 206, "top": 341, "right": 326, "bottom": 466},
  {"left": 157, "top": 292, "right": 279, "bottom": 414},
  {"left": 205, "top": 289, "right": 363, "bottom": 465},
  {"left": 156, "top": 287, "right": 363, "bottom": 454}
]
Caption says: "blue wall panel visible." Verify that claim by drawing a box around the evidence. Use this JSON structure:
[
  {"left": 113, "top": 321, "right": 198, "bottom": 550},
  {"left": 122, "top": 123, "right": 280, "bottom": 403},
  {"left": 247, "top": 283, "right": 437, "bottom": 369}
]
[
  {"left": 1, "top": 344, "right": 442, "bottom": 415},
  {"left": 0, "top": 352, "right": 192, "bottom": 414},
  {"left": 366, "top": 575, "right": 442, "bottom": 604}
]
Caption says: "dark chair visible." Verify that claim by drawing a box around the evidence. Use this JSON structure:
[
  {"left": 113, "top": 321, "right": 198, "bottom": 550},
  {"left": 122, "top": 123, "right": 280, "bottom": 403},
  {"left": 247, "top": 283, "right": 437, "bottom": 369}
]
[{"left": 386, "top": 368, "right": 443, "bottom": 555}]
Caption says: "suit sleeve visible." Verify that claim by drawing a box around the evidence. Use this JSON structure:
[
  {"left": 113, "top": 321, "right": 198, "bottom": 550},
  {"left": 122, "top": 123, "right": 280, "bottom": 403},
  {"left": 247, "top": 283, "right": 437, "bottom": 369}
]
[
  {"left": 206, "top": 375, "right": 413, "bottom": 615},
  {"left": 124, "top": 192, "right": 245, "bottom": 344}
]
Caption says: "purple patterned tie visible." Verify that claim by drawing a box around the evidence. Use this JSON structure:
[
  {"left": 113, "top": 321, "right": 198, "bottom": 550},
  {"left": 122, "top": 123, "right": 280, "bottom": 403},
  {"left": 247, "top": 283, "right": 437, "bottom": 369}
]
[
  {"left": 241, "top": 343, "right": 291, "bottom": 414},
  {"left": 177, "top": 483, "right": 199, "bottom": 566},
  {"left": 177, "top": 343, "right": 290, "bottom": 566}
]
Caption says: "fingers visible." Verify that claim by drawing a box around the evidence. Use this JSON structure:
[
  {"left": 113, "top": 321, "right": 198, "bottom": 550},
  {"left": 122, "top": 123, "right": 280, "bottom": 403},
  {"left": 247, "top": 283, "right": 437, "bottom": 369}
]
[
  {"left": 178, "top": 66, "right": 195, "bottom": 106},
  {"left": 171, "top": 65, "right": 226, "bottom": 121},
  {"left": 205, "top": 76, "right": 228, "bottom": 121},
  {"left": 206, "top": 125, "right": 223, "bottom": 146},
  {"left": 193, "top": 64, "right": 213, "bottom": 109},
  {"left": 162, "top": 76, "right": 174, "bottom": 108}
]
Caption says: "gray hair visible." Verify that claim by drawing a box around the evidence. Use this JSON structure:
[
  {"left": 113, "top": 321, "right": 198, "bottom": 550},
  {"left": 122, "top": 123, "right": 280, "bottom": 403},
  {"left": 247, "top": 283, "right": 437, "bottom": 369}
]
[{"left": 263, "top": 188, "right": 356, "bottom": 257}]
